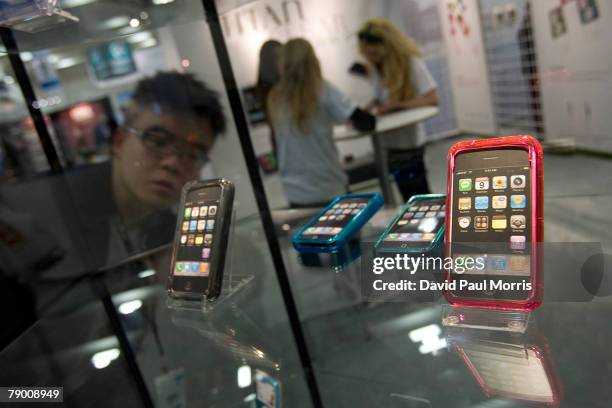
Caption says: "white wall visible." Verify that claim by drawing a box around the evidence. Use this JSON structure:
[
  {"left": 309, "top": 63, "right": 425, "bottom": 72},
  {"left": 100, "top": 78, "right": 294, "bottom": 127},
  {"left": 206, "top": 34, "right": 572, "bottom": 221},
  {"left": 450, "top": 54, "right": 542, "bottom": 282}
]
[
  {"left": 438, "top": 0, "right": 496, "bottom": 135},
  {"left": 531, "top": 0, "right": 612, "bottom": 152},
  {"left": 167, "top": 17, "right": 261, "bottom": 218}
]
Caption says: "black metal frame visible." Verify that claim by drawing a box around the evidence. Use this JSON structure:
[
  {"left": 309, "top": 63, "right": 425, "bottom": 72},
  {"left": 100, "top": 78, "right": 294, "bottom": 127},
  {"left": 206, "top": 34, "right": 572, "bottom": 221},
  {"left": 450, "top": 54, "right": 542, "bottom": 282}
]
[
  {"left": 202, "top": 1, "right": 324, "bottom": 406},
  {"left": 0, "top": 28, "right": 62, "bottom": 174}
]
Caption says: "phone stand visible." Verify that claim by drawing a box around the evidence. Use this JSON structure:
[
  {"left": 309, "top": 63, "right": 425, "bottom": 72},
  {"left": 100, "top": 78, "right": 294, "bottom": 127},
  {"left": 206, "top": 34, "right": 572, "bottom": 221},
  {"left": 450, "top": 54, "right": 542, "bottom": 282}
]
[
  {"left": 166, "top": 209, "right": 254, "bottom": 313},
  {"left": 441, "top": 305, "right": 531, "bottom": 333}
]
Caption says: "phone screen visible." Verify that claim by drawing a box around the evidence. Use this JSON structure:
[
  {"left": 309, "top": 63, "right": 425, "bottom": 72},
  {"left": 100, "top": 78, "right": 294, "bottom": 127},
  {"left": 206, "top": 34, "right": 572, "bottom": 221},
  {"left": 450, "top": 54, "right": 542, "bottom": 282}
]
[
  {"left": 463, "top": 347, "right": 554, "bottom": 403},
  {"left": 173, "top": 186, "right": 221, "bottom": 282},
  {"left": 450, "top": 148, "right": 532, "bottom": 300},
  {"left": 301, "top": 196, "right": 371, "bottom": 240},
  {"left": 378, "top": 197, "right": 446, "bottom": 249}
]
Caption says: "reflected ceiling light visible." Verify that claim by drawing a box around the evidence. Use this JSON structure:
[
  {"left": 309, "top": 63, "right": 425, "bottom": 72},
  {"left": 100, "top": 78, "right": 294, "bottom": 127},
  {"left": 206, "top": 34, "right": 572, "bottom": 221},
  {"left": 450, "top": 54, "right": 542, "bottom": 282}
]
[
  {"left": 4, "top": 76, "right": 15, "bottom": 85},
  {"left": 129, "top": 18, "right": 140, "bottom": 28},
  {"left": 20, "top": 52, "right": 33, "bottom": 62},
  {"left": 139, "top": 38, "right": 157, "bottom": 48},
  {"left": 61, "top": 0, "right": 96, "bottom": 8},
  {"left": 69, "top": 103, "right": 95, "bottom": 122},
  {"left": 139, "top": 11, "right": 149, "bottom": 20},
  {"left": 408, "top": 324, "right": 447, "bottom": 355},
  {"left": 153, "top": 0, "right": 175, "bottom": 4},
  {"left": 118, "top": 299, "right": 143, "bottom": 315},
  {"left": 102, "top": 15, "right": 129, "bottom": 30},
  {"left": 56, "top": 57, "right": 80, "bottom": 69},
  {"left": 91, "top": 348, "right": 120, "bottom": 369},
  {"left": 180, "top": 59, "right": 190, "bottom": 68},
  {"left": 138, "top": 269, "right": 156, "bottom": 278},
  {"left": 47, "top": 54, "right": 59, "bottom": 64},
  {"left": 237, "top": 365, "right": 252, "bottom": 388},
  {"left": 127, "top": 31, "right": 152, "bottom": 43}
]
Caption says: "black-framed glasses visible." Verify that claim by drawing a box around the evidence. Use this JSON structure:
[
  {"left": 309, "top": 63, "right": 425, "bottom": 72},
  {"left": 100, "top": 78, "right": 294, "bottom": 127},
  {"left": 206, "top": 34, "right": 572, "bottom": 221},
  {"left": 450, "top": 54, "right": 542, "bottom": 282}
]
[{"left": 123, "top": 126, "right": 210, "bottom": 166}]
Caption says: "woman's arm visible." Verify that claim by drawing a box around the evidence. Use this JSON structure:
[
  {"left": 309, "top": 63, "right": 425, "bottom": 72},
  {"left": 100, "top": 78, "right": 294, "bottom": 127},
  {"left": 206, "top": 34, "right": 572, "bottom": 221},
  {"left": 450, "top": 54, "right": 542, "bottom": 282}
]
[{"left": 377, "top": 89, "right": 438, "bottom": 115}]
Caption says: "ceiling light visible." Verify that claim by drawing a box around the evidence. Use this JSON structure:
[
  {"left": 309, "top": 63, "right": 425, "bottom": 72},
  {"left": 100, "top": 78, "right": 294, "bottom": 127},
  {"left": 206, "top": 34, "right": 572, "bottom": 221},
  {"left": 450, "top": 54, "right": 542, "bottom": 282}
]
[
  {"left": 61, "top": 0, "right": 96, "bottom": 7},
  {"left": 139, "top": 11, "right": 149, "bottom": 20},
  {"left": 237, "top": 365, "right": 252, "bottom": 388},
  {"left": 92, "top": 348, "right": 120, "bottom": 369},
  {"left": 138, "top": 269, "right": 156, "bottom": 278},
  {"left": 127, "top": 31, "right": 152, "bottom": 43},
  {"left": 56, "top": 57, "right": 80, "bottom": 69},
  {"left": 118, "top": 299, "right": 143, "bottom": 315},
  {"left": 102, "top": 16, "right": 129, "bottom": 30},
  {"left": 153, "top": 0, "right": 175, "bottom": 4},
  {"left": 139, "top": 38, "right": 157, "bottom": 48},
  {"left": 20, "top": 52, "right": 33, "bottom": 62},
  {"left": 129, "top": 18, "right": 140, "bottom": 28}
]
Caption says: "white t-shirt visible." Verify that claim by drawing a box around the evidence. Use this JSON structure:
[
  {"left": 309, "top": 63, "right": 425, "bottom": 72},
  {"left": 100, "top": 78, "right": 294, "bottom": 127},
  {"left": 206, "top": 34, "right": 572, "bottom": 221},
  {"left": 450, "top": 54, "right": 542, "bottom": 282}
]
[
  {"left": 273, "top": 82, "right": 356, "bottom": 205},
  {"left": 370, "top": 57, "right": 437, "bottom": 149}
]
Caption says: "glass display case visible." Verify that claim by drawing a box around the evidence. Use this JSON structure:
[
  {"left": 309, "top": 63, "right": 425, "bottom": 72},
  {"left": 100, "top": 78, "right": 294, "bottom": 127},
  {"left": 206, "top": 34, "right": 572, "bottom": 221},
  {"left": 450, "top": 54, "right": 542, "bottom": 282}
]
[{"left": 2, "top": 1, "right": 612, "bottom": 407}]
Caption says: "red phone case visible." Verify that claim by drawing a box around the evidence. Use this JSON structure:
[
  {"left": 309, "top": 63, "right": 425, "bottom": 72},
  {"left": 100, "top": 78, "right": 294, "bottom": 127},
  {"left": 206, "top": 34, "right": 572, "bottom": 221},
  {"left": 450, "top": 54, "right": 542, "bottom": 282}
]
[
  {"left": 454, "top": 335, "right": 562, "bottom": 407},
  {"left": 444, "top": 135, "right": 544, "bottom": 311}
]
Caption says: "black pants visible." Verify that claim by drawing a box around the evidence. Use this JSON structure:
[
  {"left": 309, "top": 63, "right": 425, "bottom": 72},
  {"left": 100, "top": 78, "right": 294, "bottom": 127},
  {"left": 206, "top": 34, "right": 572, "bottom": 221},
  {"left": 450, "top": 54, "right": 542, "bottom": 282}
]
[{"left": 387, "top": 147, "right": 430, "bottom": 203}]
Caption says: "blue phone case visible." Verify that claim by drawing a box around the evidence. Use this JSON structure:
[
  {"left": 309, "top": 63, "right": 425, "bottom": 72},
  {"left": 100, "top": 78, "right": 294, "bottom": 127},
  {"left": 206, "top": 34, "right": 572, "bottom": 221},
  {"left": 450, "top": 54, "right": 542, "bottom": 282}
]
[
  {"left": 292, "top": 193, "right": 384, "bottom": 254},
  {"left": 374, "top": 194, "right": 446, "bottom": 254}
]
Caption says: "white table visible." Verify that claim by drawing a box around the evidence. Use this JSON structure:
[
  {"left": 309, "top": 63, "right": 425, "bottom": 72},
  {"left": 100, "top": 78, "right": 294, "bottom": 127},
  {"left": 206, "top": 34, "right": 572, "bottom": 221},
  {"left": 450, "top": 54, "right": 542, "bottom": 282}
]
[{"left": 333, "top": 106, "right": 439, "bottom": 205}]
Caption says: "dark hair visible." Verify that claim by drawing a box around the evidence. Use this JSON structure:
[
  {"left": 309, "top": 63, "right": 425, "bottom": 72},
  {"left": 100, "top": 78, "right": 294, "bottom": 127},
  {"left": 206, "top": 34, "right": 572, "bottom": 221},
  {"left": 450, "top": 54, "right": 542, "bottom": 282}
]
[{"left": 130, "top": 71, "right": 226, "bottom": 136}]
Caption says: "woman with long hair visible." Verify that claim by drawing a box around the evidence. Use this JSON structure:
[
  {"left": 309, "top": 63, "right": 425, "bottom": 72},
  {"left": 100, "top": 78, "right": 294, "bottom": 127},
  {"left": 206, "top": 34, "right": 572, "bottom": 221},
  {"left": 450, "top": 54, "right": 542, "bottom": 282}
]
[
  {"left": 357, "top": 18, "right": 439, "bottom": 201},
  {"left": 255, "top": 40, "right": 283, "bottom": 160},
  {"left": 268, "top": 38, "right": 375, "bottom": 207}
]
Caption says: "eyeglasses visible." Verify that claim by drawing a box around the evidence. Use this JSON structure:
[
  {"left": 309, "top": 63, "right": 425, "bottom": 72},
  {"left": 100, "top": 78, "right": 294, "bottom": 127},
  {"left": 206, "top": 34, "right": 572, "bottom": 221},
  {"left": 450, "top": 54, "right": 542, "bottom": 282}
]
[{"left": 123, "top": 126, "right": 210, "bottom": 166}]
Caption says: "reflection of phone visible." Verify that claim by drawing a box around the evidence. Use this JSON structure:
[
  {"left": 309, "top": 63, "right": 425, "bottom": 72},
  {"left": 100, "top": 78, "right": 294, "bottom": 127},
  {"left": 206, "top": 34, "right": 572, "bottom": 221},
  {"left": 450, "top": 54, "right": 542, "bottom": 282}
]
[
  {"left": 454, "top": 338, "right": 561, "bottom": 406},
  {"left": 168, "top": 179, "right": 234, "bottom": 300},
  {"left": 375, "top": 194, "right": 446, "bottom": 253},
  {"left": 293, "top": 193, "right": 383, "bottom": 253},
  {"left": 444, "top": 136, "right": 543, "bottom": 310}
]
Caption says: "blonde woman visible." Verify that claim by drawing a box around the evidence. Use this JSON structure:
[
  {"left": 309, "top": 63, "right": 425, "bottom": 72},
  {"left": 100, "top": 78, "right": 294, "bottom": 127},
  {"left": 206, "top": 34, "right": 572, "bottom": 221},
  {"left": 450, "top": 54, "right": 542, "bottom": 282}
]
[
  {"left": 268, "top": 38, "right": 375, "bottom": 207},
  {"left": 358, "top": 18, "right": 439, "bottom": 201}
]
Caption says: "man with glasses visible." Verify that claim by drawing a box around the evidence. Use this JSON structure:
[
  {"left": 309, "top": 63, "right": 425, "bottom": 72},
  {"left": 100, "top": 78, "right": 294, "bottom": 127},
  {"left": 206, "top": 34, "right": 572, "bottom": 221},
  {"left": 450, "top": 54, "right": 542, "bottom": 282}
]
[{"left": 70, "top": 71, "right": 226, "bottom": 267}]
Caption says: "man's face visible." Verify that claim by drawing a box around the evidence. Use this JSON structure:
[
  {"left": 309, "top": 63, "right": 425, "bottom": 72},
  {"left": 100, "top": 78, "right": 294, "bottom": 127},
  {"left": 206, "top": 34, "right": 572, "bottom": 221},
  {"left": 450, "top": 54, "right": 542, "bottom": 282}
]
[{"left": 113, "top": 105, "right": 215, "bottom": 210}]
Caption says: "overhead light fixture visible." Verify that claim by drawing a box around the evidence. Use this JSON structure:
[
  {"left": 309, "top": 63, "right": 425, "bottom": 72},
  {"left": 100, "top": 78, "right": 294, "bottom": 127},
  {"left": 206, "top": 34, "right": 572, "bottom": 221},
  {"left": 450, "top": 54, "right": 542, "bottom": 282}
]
[
  {"left": 138, "top": 269, "right": 156, "bottom": 278},
  {"left": 139, "top": 11, "right": 149, "bottom": 20},
  {"left": 91, "top": 348, "right": 120, "bottom": 369},
  {"left": 56, "top": 57, "right": 80, "bottom": 69},
  {"left": 4, "top": 76, "right": 15, "bottom": 85},
  {"left": 139, "top": 38, "right": 157, "bottom": 48},
  {"left": 127, "top": 31, "right": 152, "bottom": 43},
  {"left": 237, "top": 365, "right": 252, "bottom": 388},
  {"left": 102, "top": 15, "right": 129, "bottom": 30},
  {"left": 409, "top": 324, "right": 447, "bottom": 355},
  {"left": 20, "top": 52, "right": 33, "bottom": 62},
  {"left": 118, "top": 299, "right": 143, "bottom": 315},
  {"left": 152, "top": 0, "right": 175, "bottom": 4},
  {"left": 129, "top": 18, "right": 140, "bottom": 28},
  {"left": 61, "top": 0, "right": 96, "bottom": 8}
]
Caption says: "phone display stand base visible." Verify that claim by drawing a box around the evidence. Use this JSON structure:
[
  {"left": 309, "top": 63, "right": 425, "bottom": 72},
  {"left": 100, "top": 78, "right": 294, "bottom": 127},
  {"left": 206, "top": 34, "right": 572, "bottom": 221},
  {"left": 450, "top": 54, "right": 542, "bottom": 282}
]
[
  {"left": 166, "top": 209, "right": 254, "bottom": 313},
  {"left": 441, "top": 305, "right": 531, "bottom": 334}
]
